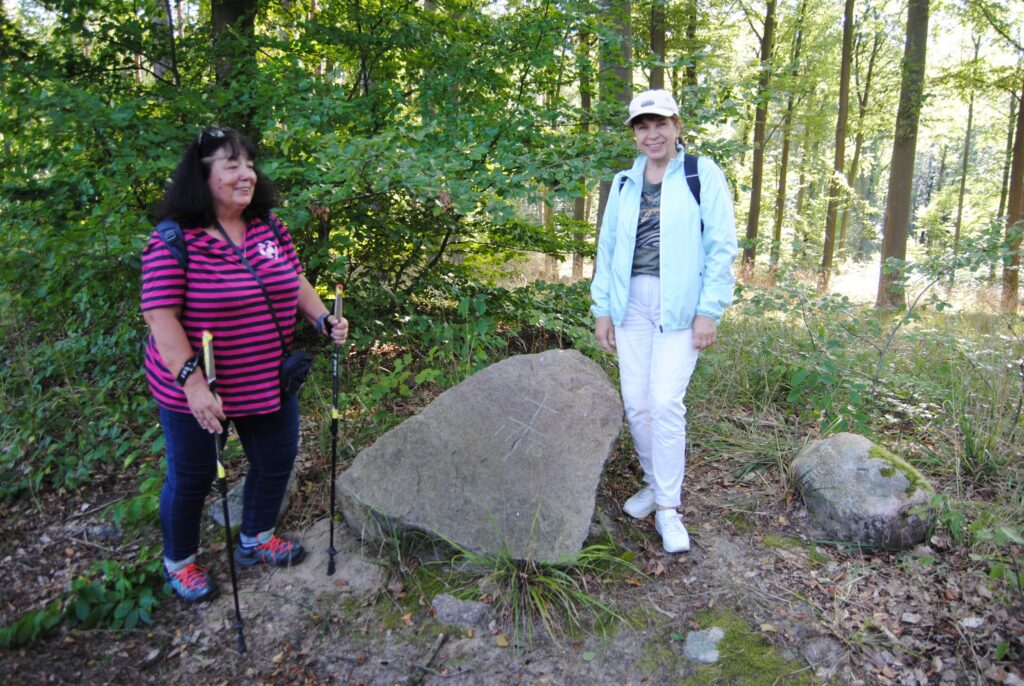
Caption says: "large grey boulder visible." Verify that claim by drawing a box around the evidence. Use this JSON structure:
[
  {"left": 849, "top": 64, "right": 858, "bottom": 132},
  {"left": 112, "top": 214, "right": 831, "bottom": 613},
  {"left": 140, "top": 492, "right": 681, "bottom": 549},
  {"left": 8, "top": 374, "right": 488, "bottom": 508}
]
[
  {"left": 209, "top": 471, "right": 298, "bottom": 530},
  {"left": 792, "top": 433, "right": 935, "bottom": 550},
  {"left": 338, "top": 349, "right": 623, "bottom": 562}
]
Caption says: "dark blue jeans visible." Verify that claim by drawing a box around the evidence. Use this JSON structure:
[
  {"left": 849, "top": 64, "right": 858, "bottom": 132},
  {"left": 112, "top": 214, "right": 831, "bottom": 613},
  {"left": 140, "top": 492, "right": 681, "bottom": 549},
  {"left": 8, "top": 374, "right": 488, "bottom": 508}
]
[{"left": 158, "top": 394, "right": 300, "bottom": 563}]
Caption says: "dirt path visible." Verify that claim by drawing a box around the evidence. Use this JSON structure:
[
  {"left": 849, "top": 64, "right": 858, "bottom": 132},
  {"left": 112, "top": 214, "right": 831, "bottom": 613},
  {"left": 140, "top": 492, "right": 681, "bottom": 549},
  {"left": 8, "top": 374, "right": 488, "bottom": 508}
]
[{"left": 2, "top": 441, "right": 1021, "bottom": 685}]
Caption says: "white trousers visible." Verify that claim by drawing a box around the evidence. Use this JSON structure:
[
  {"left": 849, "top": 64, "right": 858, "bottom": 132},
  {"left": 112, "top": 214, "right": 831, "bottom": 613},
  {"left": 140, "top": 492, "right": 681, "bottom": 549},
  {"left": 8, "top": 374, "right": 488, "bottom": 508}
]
[{"left": 616, "top": 275, "right": 700, "bottom": 508}]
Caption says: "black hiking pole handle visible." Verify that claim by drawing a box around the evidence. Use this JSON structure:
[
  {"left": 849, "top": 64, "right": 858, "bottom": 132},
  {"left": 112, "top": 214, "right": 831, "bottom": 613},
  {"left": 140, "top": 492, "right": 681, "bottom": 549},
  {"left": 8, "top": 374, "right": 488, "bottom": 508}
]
[
  {"left": 327, "top": 285, "right": 343, "bottom": 576},
  {"left": 203, "top": 331, "right": 248, "bottom": 654}
]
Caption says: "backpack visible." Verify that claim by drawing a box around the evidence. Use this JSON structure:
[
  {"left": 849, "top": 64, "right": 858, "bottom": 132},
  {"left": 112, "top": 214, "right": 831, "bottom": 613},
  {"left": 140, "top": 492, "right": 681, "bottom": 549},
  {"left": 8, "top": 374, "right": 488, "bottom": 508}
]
[
  {"left": 618, "top": 151, "right": 702, "bottom": 233},
  {"left": 154, "top": 214, "right": 285, "bottom": 270}
]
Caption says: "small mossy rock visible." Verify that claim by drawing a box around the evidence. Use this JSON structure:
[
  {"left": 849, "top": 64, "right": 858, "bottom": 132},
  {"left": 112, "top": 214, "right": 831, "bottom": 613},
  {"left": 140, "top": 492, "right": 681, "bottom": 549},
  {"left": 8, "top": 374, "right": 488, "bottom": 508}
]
[{"left": 792, "top": 433, "right": 935, "bottom": 550}]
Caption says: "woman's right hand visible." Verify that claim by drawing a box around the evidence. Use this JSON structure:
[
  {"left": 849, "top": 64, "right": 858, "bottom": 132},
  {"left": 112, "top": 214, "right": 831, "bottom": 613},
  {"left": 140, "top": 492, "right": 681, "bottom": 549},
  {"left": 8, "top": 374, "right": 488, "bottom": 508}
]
[
  {"left": 184, "top": 377, "right": 225, "bottom": 434},
  {"left": 595, "top": 316, "right": 616, "bottom": 354}
]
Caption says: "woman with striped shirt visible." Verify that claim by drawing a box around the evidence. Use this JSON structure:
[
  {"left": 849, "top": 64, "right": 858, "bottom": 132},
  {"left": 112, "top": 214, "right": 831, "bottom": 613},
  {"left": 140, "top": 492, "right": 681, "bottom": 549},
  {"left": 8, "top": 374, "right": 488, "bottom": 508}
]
[{"left": 141, "top": 128, "right": 349, "bottom": 602}]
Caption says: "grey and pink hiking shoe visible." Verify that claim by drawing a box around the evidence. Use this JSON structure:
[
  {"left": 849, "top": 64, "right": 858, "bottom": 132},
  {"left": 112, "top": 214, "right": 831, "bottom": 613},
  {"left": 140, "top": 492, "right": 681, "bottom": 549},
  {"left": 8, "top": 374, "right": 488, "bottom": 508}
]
[
  {"left": 166, "top": 563, "right": 218, "bottom": 603},
  {"left": 234, "top": 535, "right": 305, "bottom": 567}
]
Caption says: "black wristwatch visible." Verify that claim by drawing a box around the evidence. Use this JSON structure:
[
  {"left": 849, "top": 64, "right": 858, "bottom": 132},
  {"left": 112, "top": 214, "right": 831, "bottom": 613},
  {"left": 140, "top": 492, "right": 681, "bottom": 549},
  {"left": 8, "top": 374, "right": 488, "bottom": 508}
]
[{"left": 175, "top": 355, "right": 201, "bottom": 387}]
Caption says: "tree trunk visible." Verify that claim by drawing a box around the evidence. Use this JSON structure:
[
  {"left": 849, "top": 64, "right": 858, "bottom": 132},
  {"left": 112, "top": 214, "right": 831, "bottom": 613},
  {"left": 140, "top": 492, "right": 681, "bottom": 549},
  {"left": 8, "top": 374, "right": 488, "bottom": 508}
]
[
  {"left": 997, "top": 89, "right": 1018, "bottom": 223},
  {"left": 838, "top": 15, "right": 882, "bottom": 260},
  {"left": 876, "top": 0, "right": 929, "bottom": 309},
  {"left": 819, "top": 0, "right": 855, "bottom": 291},
  {"left": 212, "top": 0, "right": 259, "bottom": 136},
  {"left": 574, "top": 31, "right": 594, "bottom": 280},
  {"left": 595, "top": 0, "right": 632, "bottom": 240},
  {"left": 951, "top": 38, "right": 980, "bottom": 282},
  {"left": 156, "top": 0, "right": 180, "bottom": 85},
  {"left": 742, "top": 0, "right": 777, "bottom": 274},
  {"left": 769, "top": 0, "right": 806, "bottom": 275},
  {"left": 683, "top": 0, "right": 698, "bottom": 88},
  {"left": 649, "top": 0, "right": 666, "bottom": 90},
  {"left": 1000, "top": 85, "right": 1024, "bottom": 312}
]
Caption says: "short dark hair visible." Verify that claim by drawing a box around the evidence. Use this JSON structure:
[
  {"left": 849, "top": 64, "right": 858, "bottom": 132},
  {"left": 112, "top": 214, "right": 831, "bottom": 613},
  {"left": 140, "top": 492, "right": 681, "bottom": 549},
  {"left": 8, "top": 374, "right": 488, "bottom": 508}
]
[
  {"left": 629, "top": 113, "right": 681, "bottom": 129},
  {"left": 157, "top": 128, "right": 276, "bottom": 228}
]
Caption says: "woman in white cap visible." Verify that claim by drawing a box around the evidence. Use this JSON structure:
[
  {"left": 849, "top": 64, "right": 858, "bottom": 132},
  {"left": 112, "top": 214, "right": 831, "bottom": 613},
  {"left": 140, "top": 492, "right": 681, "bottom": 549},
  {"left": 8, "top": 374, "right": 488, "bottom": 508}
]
[{"left": 590, "top": 89, "right": 737, "bottom": 553}]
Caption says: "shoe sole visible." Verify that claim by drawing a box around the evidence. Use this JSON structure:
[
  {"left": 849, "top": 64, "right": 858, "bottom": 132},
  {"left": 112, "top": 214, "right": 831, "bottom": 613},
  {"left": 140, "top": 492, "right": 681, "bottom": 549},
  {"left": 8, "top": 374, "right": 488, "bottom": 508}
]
[
  {"left": 173, "top": 584, "right": 220, "bottom": 603},
  {"left": 661, "top": 539, "right": 690, "bottom": 554}
]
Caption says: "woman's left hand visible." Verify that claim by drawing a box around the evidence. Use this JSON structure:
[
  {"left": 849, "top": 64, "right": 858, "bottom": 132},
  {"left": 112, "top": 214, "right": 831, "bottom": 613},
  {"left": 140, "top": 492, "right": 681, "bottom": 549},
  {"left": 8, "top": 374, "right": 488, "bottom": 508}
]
[
  {"left": 326, "top": 315, "right": 349, "bottom": 345},
  {"left": 692, "top": 315, "right": 717, "bottom": 350}
]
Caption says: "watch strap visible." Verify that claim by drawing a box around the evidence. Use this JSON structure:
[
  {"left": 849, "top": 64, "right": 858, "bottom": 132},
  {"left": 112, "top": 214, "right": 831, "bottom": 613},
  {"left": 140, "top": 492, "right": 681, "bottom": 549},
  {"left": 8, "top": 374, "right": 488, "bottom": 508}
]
[{"left": 176, "top": 354, "right": 201, "bottom": 386}]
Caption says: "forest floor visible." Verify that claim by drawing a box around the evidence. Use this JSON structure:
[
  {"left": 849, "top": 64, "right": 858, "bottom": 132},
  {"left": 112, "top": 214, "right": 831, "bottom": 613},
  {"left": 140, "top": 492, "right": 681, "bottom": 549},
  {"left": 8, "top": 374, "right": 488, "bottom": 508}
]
[{"left": 2, "top": 407, "right": 1022, "bottom": 686}]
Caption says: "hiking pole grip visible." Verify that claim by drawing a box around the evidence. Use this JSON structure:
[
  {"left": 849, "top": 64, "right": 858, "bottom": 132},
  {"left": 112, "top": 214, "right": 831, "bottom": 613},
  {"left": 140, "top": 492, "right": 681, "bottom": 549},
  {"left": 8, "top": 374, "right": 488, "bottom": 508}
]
[
  {"left": 327, "top": 285, "right": 343, "bottom": 576},
  {"left": 203, "top": 331, "right": 248, "bottom": 654}
]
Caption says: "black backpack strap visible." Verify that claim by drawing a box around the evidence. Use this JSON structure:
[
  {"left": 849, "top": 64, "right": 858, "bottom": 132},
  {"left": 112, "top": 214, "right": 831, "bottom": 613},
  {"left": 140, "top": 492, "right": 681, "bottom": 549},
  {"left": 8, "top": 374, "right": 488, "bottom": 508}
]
[
  {"left": 617, "top": 158, "right": 703, "bottom": 233},
  {"left": 683, "top": 152, "right": 703, "bottom": 234},
  {"left": 156, "top": 218, "right": 188, "bottom": 270}
]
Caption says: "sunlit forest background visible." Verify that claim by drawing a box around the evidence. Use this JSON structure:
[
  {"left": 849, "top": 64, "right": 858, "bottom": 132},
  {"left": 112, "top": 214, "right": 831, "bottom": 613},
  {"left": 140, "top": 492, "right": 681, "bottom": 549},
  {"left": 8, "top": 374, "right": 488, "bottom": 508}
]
[{"left": 1, "top": 0, "right": 1022, "bottom": 669}]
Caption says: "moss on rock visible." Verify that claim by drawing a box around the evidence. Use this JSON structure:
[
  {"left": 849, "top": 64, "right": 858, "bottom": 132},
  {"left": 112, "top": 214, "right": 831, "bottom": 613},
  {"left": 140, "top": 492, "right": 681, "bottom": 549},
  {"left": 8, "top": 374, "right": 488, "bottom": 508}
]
[{"left": 868, "top": 445, "right": 933, "bottom": 496}]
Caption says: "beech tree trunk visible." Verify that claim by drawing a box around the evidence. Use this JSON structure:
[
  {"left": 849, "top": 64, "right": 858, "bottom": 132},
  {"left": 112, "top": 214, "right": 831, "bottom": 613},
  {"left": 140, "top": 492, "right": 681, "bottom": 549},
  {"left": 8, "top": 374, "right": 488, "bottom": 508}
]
[
  {"left": 595, "top": 0, "right": 632, "bottom": 238},
  {"left": 212, "top": 0, "right": 259, "bottom": 136},
  {"left": 574, "top": 31, "right": 594, "bottom": 280},
  {"left": 876, "top": 0, "right": 929, "bottom": 309},
  {"left": 819, "top": 0, "right": 855, "bottom": 291},
  {"left": 1000, "top": 85, "right": 1024, "bottom": 312},
  {"left": 649, "top": 0, "right": 666, "bottom": 90},
  {"left": 769, "top": 0, "right": 806, "bottom": 275},
  {"left": 839, "top": 12, "right": 882, "bottom": 260},
  {"left": 997, "top": 90, "right": 1018, "bottom": 223},
  {"left": 742, "top": 0, "right": 777, "bottom": 274},
  {"left": 951, "top": 38, "right": 980, "bottom": 282}
]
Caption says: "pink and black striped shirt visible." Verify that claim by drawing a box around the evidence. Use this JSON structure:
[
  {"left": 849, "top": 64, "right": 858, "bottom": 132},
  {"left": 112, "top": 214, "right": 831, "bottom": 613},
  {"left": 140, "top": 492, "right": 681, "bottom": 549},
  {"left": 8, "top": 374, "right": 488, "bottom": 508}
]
[{"left": 141, "top": 214, "right": 302, "bottom": 417}]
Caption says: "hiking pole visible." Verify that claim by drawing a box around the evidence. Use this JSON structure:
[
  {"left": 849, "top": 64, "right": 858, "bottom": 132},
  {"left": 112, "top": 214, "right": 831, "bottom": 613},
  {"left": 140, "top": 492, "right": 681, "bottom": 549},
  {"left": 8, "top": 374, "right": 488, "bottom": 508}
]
[
  {"left": 202, "top": 331, "right": 247, "bottom": 654},
  {"left": 327, "top": 284, "right": 343, "bottom": 576}
]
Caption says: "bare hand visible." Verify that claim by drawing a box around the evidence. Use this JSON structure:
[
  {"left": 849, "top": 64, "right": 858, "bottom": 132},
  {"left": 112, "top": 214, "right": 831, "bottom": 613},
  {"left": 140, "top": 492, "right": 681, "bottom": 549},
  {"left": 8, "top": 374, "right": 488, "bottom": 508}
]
[
  {"left": 692, "top": 315, "right": 717, "bottom": 350},
  {"left": 595, "top": 316, "right": 616, "bottom": 353},
  {"left": 185, "top": 379, "right": 226, "bottom": 434},
  {"left": 326, "top": 315, "right": 349, "bottom": 345}
]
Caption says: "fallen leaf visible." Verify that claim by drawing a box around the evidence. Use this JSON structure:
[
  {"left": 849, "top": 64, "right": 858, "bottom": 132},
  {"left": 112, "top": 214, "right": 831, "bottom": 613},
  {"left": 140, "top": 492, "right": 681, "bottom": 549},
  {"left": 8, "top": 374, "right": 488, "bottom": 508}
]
[
  {"left": 495, "top": 634, "right": 509, "bottom": 647},
  {"left": 581, "top": 651, "right": 597, "bottom": 662},
  {"left": 644, "top": 560, "right": 667, "bottom": 577},
  {"left": 901, "top": 612, "right": 921, "bottom": 624},
  {"left": 625, "top": 576, "right": 642, "bottom": 587},
  {"left": 465, "top": 629, "right": 474, "bottom": 638},
  {"left": 959, "top": 616, "right": 984, "bottom": 629},
  {"left": 272, "top": 652, "right": 284, "bottom": 665},
  {"left": 400, "top": 612, "right": 414, "bottom": 628},
  {"left": 760, "top": 623, "right": 778, "bottom": 633}
]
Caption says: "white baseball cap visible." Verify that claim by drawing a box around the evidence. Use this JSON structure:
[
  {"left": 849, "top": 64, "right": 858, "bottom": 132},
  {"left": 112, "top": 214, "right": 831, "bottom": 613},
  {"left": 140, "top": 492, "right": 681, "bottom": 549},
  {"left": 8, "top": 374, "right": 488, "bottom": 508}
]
[{"left": 625, "top": 89, "right": 679, "bottom": 124}]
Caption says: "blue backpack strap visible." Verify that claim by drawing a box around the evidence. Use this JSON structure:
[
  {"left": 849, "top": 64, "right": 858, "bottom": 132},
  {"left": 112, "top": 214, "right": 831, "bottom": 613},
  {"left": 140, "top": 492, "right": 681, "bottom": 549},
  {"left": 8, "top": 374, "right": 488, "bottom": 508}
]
[
  {"left": 155, "top": 218, "right": 188, "bottom": 270},
  {"left": 683, "top": 152, "right": 703, "bottom": 234}
]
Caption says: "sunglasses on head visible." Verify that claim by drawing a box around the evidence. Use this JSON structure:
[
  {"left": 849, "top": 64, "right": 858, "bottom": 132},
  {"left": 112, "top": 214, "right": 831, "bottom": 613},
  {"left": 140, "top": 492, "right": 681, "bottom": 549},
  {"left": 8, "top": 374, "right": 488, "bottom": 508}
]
[{"left": 197, "top": 128, "right": 228, "bottom": 146}]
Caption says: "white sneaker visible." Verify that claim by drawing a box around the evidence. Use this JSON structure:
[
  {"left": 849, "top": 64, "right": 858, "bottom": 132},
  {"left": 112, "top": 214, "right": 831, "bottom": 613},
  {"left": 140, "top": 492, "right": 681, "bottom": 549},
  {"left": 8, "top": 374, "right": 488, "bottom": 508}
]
[
  {"left": 655, "top": 510, "right": 690, "bottom": 553},
  {"left": 623, "top": 485, "right": 656, "bottom": 519}
]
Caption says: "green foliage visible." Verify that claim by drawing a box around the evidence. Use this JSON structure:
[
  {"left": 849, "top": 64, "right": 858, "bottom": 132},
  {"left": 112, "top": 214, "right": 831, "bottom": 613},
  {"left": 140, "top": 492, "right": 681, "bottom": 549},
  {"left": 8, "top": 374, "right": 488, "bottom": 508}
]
[{"left": 0, "top": 547, "right": 166, "bottom": 649}]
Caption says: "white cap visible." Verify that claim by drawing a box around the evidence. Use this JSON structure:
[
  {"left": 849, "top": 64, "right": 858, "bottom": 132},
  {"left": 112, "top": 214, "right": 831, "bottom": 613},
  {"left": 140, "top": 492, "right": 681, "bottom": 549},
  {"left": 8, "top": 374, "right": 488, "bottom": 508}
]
[{"left": 625, "top": 89, "right": 679, "bottom": 124}]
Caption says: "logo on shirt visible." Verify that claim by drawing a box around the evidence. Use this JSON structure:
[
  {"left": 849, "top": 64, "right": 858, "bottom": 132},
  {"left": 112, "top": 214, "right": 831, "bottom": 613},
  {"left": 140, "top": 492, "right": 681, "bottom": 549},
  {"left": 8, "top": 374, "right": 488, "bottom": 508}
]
[{"left": 258, "top": 240, "right": 280, "bottom": 260}]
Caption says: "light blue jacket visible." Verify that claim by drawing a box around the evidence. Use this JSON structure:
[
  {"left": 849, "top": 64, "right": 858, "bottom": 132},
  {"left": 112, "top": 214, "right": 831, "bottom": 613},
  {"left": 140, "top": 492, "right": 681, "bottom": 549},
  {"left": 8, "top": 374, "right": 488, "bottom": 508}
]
[{"left": 590, "top": 148, "right": 738, "bottom": 330}]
